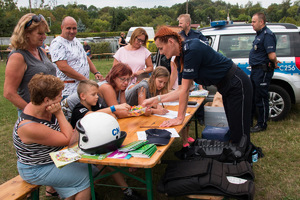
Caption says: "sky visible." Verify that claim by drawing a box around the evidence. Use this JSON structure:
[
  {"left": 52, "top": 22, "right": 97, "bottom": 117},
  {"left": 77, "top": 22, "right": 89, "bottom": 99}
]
[{"left": 16, "top": 0, "right": 297, "bottom": 9}]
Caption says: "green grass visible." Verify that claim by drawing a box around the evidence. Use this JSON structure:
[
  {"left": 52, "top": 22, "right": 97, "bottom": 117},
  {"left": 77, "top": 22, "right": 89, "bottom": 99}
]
[{"left": 1, "top": 59, "right": 300, "bottom": 199}]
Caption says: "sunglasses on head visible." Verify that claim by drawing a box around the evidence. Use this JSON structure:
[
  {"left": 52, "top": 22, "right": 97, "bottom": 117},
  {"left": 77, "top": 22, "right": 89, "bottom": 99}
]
[{"left": 25, "top": 14, "right": 45, "bottom": 29}]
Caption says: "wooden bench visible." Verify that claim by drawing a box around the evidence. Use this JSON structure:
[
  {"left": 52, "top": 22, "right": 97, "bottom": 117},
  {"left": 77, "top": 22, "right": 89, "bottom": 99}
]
[
  {"left": 187, "top": 194, "right": 224, "bottom": 200},
  {"left": 0, "top": 175, "right": 40, "bottom": 200}
]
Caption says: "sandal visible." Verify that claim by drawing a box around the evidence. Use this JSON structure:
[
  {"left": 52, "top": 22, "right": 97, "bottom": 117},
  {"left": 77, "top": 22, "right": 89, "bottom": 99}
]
[{"left": 46, "top": 190, "right": 59, "bottom": 197}]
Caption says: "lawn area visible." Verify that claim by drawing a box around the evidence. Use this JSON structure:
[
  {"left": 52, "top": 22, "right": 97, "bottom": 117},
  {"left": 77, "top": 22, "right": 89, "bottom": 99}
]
[{"left": 0, "top": 58, "right": 300, "bottom": 200}]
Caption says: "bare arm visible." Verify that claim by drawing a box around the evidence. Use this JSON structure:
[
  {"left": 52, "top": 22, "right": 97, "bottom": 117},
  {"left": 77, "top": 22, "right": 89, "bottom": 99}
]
[
  {"left": 18, "top": 103, "right": 73, "bottom": 146},
  {"left": 160, "top": 79, "right": 192, "bottom": 127},
  {"left": 55, "top": 60, "right": 87, "bottom": 81},
  {"left": 169, "top": 60, "right": 178, "bottom": 90},
  {"left": 268, "top": 52, "right": 281, "bottom": 69},
  {"left": 98, "top": 83, "right": 129, "bottom": 118},
  {"left": 113, "top": 58, "right": 119, "bottom": 66},
  {"left": 3, "top": 53, "right": 28, "bottom": 110},
  {"left": 133, "top": 55, "right": 154, "bottom": 77}
]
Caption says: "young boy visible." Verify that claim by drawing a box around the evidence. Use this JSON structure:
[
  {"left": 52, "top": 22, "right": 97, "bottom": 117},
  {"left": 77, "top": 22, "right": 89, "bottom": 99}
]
[
  {"left": 71, "top": 80, "right": 143, "bottom": 200},
  {"left": 70, "top": 80, "right": 130, "bottom": 128}
]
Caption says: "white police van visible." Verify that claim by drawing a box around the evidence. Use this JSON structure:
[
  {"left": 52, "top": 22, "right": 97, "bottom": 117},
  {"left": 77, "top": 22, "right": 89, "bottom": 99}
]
[{"left": 198, "top": 21, "right": 300, "bottom": 121}]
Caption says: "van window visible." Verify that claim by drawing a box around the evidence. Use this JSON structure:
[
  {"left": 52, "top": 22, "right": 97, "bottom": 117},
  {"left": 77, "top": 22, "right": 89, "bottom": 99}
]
[
  {"left": 276, "top": 34, "right": 291, "bottom": 56},
  {"left": 218, "top": 33, "right": 294, "bottom": 59}
]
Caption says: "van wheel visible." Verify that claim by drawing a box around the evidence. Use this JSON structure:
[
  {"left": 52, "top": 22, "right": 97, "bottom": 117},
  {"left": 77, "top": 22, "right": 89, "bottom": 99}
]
[{"left": 269, "top": 85, "right": 291, "bottom": 121}]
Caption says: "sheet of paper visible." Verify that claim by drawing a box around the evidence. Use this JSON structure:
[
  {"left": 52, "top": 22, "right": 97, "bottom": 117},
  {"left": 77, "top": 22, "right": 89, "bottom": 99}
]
[
  {"left": 153, "top": 110, "right": 190, "bottom": 119},
  {"left": 159, "top": 101, "right": 179, "bottom": 106},
  {"left": 137, "top": 128, "right": 180, "bottom": 140}
]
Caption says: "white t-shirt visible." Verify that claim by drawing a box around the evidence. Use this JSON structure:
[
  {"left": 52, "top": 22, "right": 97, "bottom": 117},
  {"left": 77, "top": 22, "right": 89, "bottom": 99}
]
[{"left": 50, "top": 36, "right": 89, "bottom": 96}]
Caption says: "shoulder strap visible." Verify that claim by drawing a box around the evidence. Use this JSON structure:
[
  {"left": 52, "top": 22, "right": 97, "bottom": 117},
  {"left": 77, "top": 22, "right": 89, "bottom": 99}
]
[{"left": 18, "top": 121, "right": 38, "bottom": 129}]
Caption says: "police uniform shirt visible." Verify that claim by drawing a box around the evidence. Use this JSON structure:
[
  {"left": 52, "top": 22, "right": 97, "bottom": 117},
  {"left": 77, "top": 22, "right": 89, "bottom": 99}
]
[
  {"left": 182, "top": 39, "right": 233, "bottom": 86},
  {"left": 71, "top": 103, "right": 101, "bottom": 128},
  {"left": 179, "top": 29, "right": 208, "bottom": 44},
  {"left": 249, "top": 26, "right": 277, "bottom": 66}
]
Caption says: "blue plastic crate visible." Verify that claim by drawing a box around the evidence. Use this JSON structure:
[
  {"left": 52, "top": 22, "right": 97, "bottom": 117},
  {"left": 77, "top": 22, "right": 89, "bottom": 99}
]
[{"left": 202, "top": 125, "right": 230, "bottom": 142}]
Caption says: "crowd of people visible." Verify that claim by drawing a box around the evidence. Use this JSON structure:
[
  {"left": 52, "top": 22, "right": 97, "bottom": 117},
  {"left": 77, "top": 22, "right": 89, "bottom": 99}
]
[{"left": 3, "top": 11, "right": 279, "bottom": 199}]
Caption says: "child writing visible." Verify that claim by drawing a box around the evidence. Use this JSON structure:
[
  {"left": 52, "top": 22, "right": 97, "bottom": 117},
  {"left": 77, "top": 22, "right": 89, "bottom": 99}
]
[{"left": 125, "top": 66, "right": 170, "bottom": 116}]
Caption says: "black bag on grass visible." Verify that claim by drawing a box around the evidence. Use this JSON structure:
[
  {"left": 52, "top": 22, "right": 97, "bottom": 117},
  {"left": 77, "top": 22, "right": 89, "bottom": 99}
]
[{"left": 157, "top": 158, "right": 255, "bottom": 200}]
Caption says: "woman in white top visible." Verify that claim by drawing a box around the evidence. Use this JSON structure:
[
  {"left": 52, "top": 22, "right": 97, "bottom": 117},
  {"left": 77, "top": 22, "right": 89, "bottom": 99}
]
[{"left": 113, "top": 28, "right": 153, "bottom": 84}]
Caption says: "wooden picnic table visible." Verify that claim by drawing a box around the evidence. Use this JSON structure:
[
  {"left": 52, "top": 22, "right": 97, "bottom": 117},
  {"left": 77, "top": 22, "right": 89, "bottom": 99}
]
[{"left": 78, "top": 97, "right": 205, "bottom": 200}]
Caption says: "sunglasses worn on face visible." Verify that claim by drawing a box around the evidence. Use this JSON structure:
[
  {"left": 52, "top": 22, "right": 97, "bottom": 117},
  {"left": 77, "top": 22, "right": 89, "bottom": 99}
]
[
  {"left": 136, "top": 38, "right": 145, "bottom": 44},
  {"left": 25, "top": 14, "right": 45, "bottom": 29}
]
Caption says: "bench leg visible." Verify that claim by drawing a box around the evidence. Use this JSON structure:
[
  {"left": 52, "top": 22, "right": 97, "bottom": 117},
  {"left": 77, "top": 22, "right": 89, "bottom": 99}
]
[{"left": 29, "top": 188, "right": 40, "bottom": 200}]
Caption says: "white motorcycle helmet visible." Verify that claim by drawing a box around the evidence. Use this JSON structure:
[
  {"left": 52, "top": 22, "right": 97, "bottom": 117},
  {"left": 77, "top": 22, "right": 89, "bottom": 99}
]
[{"left": 76, "top": 112, "right": 127, "bottom": 154}]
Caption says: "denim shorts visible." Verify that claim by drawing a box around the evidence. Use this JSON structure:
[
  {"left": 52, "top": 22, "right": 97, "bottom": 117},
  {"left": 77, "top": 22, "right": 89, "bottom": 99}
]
[{"left": 17, "top": 161, "right": 94, "bottom": 198}]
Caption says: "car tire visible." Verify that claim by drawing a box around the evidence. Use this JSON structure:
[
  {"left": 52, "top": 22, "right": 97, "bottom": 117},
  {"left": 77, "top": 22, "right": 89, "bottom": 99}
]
[{"left": 269, "top": 84, "right": 291, "bottom": 121}]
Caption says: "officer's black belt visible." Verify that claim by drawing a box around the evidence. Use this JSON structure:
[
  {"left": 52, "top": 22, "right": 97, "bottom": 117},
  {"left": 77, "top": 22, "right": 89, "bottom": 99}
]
[
  {"left": 251, "top": 64, "right": 267, "bottom": 69},
  {"left": 216, "top": 63, "right": 238, "bottom": 88}
]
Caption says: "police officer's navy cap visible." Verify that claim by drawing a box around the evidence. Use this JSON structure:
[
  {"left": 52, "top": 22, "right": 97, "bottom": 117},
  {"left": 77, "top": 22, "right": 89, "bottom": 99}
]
[{"left": 146, "top": 129, "right": 171, "bottom": 146}]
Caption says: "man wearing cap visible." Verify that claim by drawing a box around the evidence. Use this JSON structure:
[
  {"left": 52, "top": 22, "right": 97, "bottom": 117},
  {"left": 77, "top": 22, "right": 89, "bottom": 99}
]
[
  {"left": 50, "top": 16, "right": 103, "bottom": 99},
  {"left": 249, "top": 12, "right": 280, "bottom": 133}
]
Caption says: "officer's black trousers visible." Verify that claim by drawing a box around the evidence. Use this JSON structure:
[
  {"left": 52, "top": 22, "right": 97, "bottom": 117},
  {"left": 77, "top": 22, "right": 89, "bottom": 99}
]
[
  {"left": 250, "top": 68, "right": 274, "bottom": 128},
  {"left": 217, "top": 67, "right": 253, "bottom": 145}
]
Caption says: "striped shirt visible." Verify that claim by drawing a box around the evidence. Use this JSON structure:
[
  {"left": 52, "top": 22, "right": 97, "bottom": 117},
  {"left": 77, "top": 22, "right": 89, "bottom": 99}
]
[{"left": 13, "top": 113, "right": 64, "bottom": 165}]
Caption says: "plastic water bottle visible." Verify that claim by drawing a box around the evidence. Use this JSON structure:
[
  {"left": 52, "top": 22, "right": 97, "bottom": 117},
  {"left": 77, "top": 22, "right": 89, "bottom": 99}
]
[
  {"left": 194, "top": 82, "right": 199, "bottom": 91},
  {"left": 252, "top": 150, "right": 258, "bottom": 163}
]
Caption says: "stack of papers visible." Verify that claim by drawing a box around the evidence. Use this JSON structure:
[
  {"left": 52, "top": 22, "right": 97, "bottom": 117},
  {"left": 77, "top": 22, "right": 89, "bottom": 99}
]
[
  {"left": 129, "top": 144, "right": 157, "bottom": 158},
  {"left": 118, "top": 140, "right": 148, "bottom": 152},
  {"left": 189, "top": 89, "right": 209, "bottom": 97}
]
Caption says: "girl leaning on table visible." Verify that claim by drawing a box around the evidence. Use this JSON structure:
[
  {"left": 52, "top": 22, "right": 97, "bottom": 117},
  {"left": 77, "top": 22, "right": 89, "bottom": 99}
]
[
  {"left": 125, "top": 66, "right": 170, "bottom": 116},
  {"left": 13, "top": 74, "right": 94, "bottom": 200}
]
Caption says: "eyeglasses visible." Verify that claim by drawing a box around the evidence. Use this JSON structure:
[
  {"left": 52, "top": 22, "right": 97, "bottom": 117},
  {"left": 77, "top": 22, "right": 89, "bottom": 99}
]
[
  {"left": 25, "top": 14, "right": 45, "bottom": 29},
  {"left": 118, "top": 77, "right": 132, "bottom": 83},
  {"left": 136, "top": 38, "right": 145, "bottom": 44}
]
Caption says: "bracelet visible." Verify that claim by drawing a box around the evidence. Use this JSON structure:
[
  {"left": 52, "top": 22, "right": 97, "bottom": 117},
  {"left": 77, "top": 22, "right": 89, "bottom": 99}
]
[
  {"left": 110, "top": 105, "right": 116, "bottom": 113},
  {"left": 94, "top": 71, "right": 101, "bottom": 75},
  {"left": 157, "top": 95, "right": 161, "bottom": 102}
]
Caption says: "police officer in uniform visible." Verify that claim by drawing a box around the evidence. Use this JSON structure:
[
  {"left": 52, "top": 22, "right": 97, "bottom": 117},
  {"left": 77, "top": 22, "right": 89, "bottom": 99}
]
[
  {"left": 143, "top": 26, "right": 253, "bottom": 147},
  {"left": 249, "top": 12, "right": 280, "bottom": 133}
]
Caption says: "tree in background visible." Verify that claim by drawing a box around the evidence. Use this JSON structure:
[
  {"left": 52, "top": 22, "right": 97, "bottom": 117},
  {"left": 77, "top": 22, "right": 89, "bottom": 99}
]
[
  {"left": 77, "top": 18, "right": 86, "bottom": 32},
  {"left": 0, "top": 0, "right": 300, "bottom": 37}
]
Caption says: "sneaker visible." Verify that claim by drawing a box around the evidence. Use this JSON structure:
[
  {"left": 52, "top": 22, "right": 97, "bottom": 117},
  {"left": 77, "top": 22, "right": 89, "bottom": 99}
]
[{"left": 123, "top": 189, "right": 145, "bottom": 200}]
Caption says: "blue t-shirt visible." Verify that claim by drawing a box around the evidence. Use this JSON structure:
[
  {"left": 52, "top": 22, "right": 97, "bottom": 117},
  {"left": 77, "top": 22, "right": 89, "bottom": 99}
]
[
  {"left": 182, "top": 39, "right": 233, "bottom": 86},
  {"left": 249, "top": 26, "right": 277, "bottom": 66}
]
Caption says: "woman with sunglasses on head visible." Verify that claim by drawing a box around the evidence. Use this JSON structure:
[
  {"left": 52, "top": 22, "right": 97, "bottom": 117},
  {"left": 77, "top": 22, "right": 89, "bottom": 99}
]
[
  {"left": 4, "top": 13, "right": 56, "bottom": 116},
  {"left": 142, "top": 26, "right": 253, "bottom": 148},
  {"left": 125, "top": 66, "right": 169, "bottom": 116},
  {"left": 97, "top": 63, "right": 133, "bottom": 118},
  {"left": 113, "top": 28, "right": 153, "bottom": 84}
]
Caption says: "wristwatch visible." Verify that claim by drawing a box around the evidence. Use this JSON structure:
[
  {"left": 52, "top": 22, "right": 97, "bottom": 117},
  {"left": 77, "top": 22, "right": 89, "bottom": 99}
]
[{"left": 94, "top": 71, "right": 101, "bottom": 75}]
